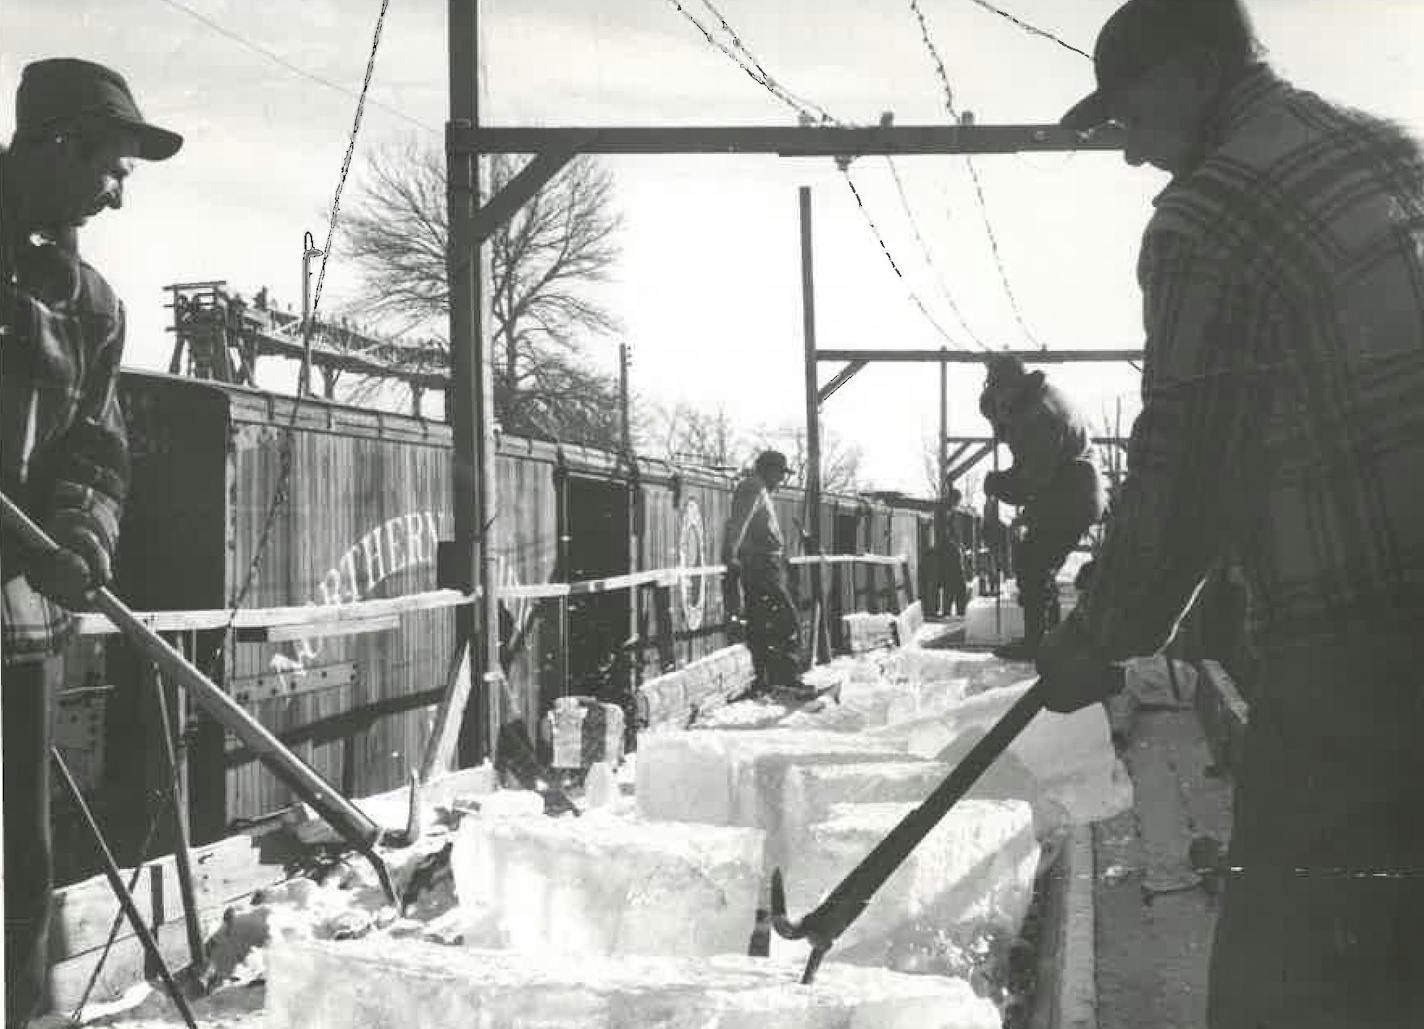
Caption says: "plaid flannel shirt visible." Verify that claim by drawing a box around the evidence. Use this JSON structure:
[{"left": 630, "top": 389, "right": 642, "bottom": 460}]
[
  {"left": 1082, "top": 66, "right": 1424, "bottom": 658},
  {"left": 1, "top": 149, "right": 130, "bottom": 664}
]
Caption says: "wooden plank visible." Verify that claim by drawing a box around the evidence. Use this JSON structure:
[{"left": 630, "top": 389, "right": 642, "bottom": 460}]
[
  {"left": 418, "top": 641, "right": 473, "bottom": 782},
  {"left": 47, "top": 834, "right": 265, "bottom": 963},
  {"left": 235, "top": 614, "right": 399, "bottom": 643}
]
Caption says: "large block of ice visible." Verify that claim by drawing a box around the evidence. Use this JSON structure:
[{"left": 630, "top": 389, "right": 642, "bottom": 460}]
[
  {"left": 635, "top": 730, "right": 912, "bottom": 869},
  {"left": 868, "top": 680, "right": 1133, "bottom": 834},
  {"left": 773, "top": 799, "right": 1038, "bottom": 970},
  {"left": 449, "top": 812, "right": 763, "bottom": 957},
  {"left": 265, "top": 937, "right": 1002, "bottom": 1029},
  {"left": 781, "top": 761, "right": 951, "bottom": 843}
]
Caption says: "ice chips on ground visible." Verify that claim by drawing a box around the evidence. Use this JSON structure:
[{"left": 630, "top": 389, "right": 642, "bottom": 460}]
[
  {"left": 475, "top": 788, "right": 546, "bottom": 818},
  {"left": 635, "top": 730, "right": 914, "bottom": 869},
  {"left": 265, "top": 937, "right": 1002, "bottom": 1029},
  {"left": 869, "top": 680, "right": 1133, "bottom": 835},
  {"left": 772, "top": 799, "right": 1038, "bottom": 971},
  {"left": 450, "top": 811, "right": 764, "bottom": 956},
  {"left": 695, "top": 697, "right": 794, "bottom": 730}
]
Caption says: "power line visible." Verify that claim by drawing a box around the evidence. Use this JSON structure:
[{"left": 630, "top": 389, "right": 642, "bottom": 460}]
[
  {"left": 908, "top": 0, "right": 1044, "bottom": 348},
  {"left": 842, "top": 169, "right": 962, "bottom": 348},
  {"left": 665, "top": 0, "right": 974, "bottom": 349},
  {"left": 153, "top": 0, "right": 437, "bottom": 134},
  {"left": 883, "top": 157, "right": 986, "bottom": 349},
  {"left": 964, "top": 0, "right": 1092, "bottom": 60}
]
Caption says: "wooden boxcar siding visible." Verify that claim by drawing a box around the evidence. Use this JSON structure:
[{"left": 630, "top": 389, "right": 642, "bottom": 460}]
[{"left": 224, "top": 392, "right": 455, "bottom": 821}]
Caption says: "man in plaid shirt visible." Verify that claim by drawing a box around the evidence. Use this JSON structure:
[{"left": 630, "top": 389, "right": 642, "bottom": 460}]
[
  {"left": 1043, "top": 1, "right": 1424, "bottom": 1024},
  {"left": 2, "top": 59, "right": 180, "bottom": 1027}
]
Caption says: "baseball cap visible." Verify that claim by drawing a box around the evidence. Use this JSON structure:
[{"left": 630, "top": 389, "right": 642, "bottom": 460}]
[
  {"left": 16, "top": 58, "right": 183, "bottom": 161},
  {"left": 1061, "top": 0, "right": 1256, "bottom": 131}
]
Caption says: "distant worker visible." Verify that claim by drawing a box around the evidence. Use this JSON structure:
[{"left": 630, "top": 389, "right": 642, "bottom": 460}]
[
  {"left": 979, "top": 353, "right": 1105, "bottom": 660},
  {"left": 937, "top": 486, "right": 970, "bottom": 617},
  {"left": 1, "top": 58, "right": 181, "bottom": 1028},
  {"left": 1040, "top": 0, "right": 1424, "bottom": 1025},
  {"left": 721, "top": 450, "right": 805, "bottom": 696}
]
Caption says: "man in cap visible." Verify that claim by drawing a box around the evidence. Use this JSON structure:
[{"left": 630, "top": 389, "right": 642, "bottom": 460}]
[
  {"left": 1039, "top": 1, "right": 1424, "bottom": 1024},
  {"left": 978, "top": 353, "right": 1104, "bottom": 660},
  {"left": 721, "top": 450, "right": 806, "bottom": 696},
  {"left": 2, "top": 58, "right": 181, "bottom": 1027}
]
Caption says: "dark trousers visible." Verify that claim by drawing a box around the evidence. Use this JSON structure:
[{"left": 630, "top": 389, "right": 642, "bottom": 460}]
[
  {"left": 741, "top": 560, "right": 801, "bottom": 689},
  {"left": 4, "top": 657, "right": 57, "bottom": 1028},
  {"left": 1013, "top": 464, "right": 1103, "bottom": 630},
  {"left": 938, "top": 543, "right": 968, "bottom": 617},
  {"left": 1208, "top": 628, "right": 1424, "bottom": 1028}
]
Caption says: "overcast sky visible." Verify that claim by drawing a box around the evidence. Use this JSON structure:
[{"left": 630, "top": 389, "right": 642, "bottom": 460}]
[{"left": 5, "top": 0, "right": 1424, "bottom": 493}]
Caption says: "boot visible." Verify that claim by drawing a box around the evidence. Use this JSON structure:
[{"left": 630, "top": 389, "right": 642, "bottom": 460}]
[{"left": 993, "top": 599, "right": 1045, "bottom": 662}]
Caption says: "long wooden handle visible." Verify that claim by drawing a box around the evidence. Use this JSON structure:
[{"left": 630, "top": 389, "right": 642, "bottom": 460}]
[{"left": 1, "top": 491, "right": 381, "bottom": 854}]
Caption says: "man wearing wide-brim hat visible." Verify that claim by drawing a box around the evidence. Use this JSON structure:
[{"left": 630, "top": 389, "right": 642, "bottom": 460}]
[
  {"left": 1037, "top": 1, "right": 1424, "bottom": 1025},
  {"left": 2, "top": 57, "right": 182, "bottom": 1028}
]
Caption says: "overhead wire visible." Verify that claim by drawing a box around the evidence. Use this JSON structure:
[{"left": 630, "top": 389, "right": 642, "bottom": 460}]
[
  {"left": 963, "top": 0, "right": 1092, "bottom": 60},
  {"left": 153, "top": 0, "right": 437, "bottom": 134},
  {"left": 908, "top": 0, "right": 1044, "bottom": 348},
  {"left": 664, "top": 0, "right": 973, "bottom": 350}
]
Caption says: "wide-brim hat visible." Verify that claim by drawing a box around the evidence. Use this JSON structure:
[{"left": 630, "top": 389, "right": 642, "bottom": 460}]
[
  {"left": 1061, "top": 0, "right": 1256, "bottom": 131},
  {"left": 17, "top": 58, "right": 183, "bottom": 161}
]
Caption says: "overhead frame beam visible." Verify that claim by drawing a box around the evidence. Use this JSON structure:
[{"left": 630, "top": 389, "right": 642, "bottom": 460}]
[
  {"left": 817, "top": 359, "right": 869, "bottom": 405},
  {"left": 945, "top": 441, "right": 996, "bottom": 484},
  {"left": 817, "top": 348, "right": 1143, "bottom": 364},
  {"left": 451, "top": 123, "right": 1124, "bottom": 157}
]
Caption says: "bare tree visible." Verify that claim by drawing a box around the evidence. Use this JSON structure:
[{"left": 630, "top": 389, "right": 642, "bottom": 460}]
[
  {"left": 340, "top": 140, "right": 625, "bottom": 447},
  {"left": 648, "top": 403, "right": 745, "bottom": 471}
]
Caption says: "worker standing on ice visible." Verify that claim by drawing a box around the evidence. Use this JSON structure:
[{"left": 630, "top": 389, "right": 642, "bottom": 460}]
[
  {"left": 1039, "top": 0, "right": 1424, "bottom": 1025},
  {"left": 978, "top": 353, "right": 1105, "bottom": 660},
  {"left": 1, "top": 58, "right": 181, "bottom": 1028},
  {"left": 721, "top": 450, "right": 807, "bottom": 697}
]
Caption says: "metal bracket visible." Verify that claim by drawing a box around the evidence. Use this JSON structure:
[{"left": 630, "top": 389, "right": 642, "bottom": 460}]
[
  {"left": 228, "top": 661, "right": 357, "bottom": 705},
  {"left": 469, "top": 144, "right": 583, "bottom": 243}
]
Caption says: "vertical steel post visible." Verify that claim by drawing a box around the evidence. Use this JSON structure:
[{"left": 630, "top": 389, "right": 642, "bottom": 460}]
[
  {"left": 448, "top": 0, "right": 501, "bottom": 762},
  {"left": 937, "top": 349, "right": 948, "bottom": 615},
  {"left": 799, "top": 187, "right": 825, "bottom": 664}
]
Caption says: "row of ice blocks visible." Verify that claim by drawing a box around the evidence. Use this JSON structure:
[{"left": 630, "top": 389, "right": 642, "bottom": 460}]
[{"left": 266, "top": 937, "right": 1002, "bottom": 1029}]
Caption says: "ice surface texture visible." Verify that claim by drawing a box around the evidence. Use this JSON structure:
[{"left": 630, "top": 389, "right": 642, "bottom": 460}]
[
  {"left": 265, "top": 937, "right": 1003, "bottom": 1029},
  {"left": 450, "top": 812, "right": 764, "bottom": 957}
]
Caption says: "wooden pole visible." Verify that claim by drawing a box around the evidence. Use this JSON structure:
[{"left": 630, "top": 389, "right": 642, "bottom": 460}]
[
  {"left": 448, "top": 0, "right": 501, "bottom": 763},
  {"left": 937, "top": 349, "right": 948, "bottom": 616},
  {"left": 799, "top": 186, "right": 826, "bottom": 665}
]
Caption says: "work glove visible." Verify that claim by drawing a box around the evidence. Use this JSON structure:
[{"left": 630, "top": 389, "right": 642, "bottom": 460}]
[
  {"left": 1035, "top": 609, "right": 1123, "bottom": 714},
  {"left": 28, "top": 517, "right": 111, "bottom": 611}
]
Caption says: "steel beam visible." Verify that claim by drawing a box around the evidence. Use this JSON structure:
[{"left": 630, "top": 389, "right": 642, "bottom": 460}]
[
  {"left": 817, "top": 359, "right": 868, "bottom": 405},
  {"left": 817, "top": 348, "right": 1143, "bottom": 364},
  {"left": 471, "top": 145, "right": 578, "bottom": 243},
  {"left": 450, "top": 124, "right": 1124, "bottom": 157},
  {"left": 946, "top": 441, "right": 996, "bottom": 484}
]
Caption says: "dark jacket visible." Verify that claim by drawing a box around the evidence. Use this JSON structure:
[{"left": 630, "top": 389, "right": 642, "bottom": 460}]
[
  {"left": 1, "top": 148, "right": 130, "bottom": 663},
  {"left": 979, "top": 370, "right": 1097, "bottom": 507}
]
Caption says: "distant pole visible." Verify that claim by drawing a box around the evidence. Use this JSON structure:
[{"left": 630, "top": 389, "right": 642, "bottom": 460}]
[
  {"left": 619, "top": 342, "right": 632, "bottom": 456},
  {"left": 799, "top": 186, "right": 826, "bottom": 664},
  {"left": 299, "top": 231, "right": 323, "bottom": 396},
  {"left": 937, "top": 349, "right": 948, "bottom": 616},
  {"left": 448, "top": 0, "right": 501, "bottom": 763}
]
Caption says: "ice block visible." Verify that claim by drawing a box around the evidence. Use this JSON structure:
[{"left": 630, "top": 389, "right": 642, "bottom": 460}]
[
  {"left": 450, "top": 811, "right": 764, "bottom": 957},
  {"left": 773, "top": 799, "right": 1038, "bottom": 970},
  {"left": 265, "top": 937, "right": 1003, "bottom": 1029}
]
